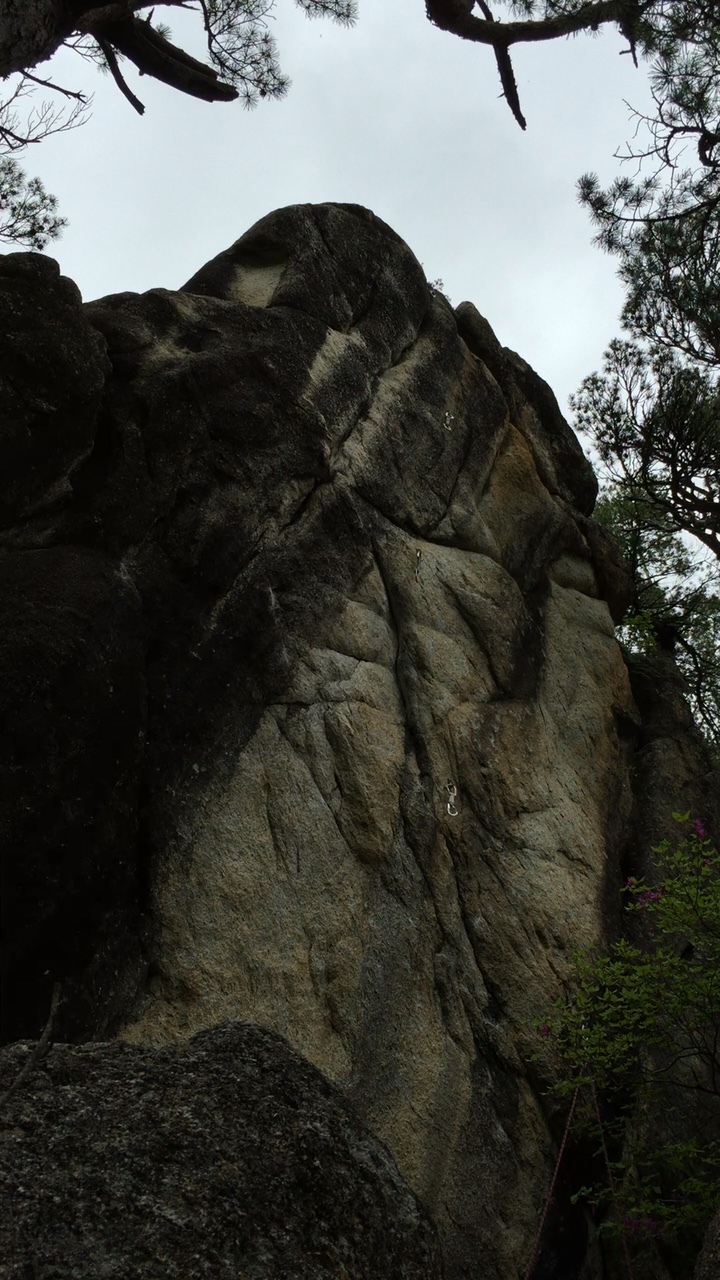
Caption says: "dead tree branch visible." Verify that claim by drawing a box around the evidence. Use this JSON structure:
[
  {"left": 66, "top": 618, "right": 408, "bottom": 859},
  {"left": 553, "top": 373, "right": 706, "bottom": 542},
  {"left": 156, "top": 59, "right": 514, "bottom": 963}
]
[
  {"left": 97, "top": 37, "right": 145, "bottom": 112},
  {"left": 476, "top": 0, "right": 526, "bottom": 129}
]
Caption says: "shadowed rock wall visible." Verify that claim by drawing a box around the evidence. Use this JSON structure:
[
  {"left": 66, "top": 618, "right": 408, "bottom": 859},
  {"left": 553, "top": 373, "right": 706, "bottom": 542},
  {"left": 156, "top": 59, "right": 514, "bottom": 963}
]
[{"left": 4, "top": 202, "right": 712, "bottom": 1279}]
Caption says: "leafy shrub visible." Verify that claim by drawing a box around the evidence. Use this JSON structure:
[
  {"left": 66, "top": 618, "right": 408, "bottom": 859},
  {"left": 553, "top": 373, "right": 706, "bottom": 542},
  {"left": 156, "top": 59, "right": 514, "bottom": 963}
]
[{"left": 541, "top": 816, "right": 720, "bottom": 1267}]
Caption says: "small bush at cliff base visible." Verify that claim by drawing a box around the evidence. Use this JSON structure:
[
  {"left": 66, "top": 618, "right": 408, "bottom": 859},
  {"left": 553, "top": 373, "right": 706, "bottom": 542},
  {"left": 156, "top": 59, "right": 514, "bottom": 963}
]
[{"left": 540, "top": 816, "right": 720, "bottom": 1267}]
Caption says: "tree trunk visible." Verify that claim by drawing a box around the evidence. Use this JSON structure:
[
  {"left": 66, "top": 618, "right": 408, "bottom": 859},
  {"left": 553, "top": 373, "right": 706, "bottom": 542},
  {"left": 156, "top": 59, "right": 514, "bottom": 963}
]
[{"left": 0, "top": 1, "right": 101, "bottom": 78}]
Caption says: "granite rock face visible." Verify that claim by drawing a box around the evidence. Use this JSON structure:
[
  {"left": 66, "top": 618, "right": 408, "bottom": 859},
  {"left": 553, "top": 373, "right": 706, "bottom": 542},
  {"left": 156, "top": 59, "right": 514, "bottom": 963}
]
[
  {"left": 0, "top": 251, "right": 109, "bottom": 521},
  {"left": 695, "top": 1207, "right": 720, "bottom": 1280},
  {"left": 2, "top": 202, "right": 713, "bottom": 1279},
  {"left": 0, "top": 1021, "right": 443, "bottom": 1279}
]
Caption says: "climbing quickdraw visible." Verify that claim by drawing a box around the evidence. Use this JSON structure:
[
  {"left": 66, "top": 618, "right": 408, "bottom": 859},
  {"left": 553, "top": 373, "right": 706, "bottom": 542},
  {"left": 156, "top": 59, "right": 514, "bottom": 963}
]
[{"left": 446, "top": 783, "right": 459, "bottom": 817}]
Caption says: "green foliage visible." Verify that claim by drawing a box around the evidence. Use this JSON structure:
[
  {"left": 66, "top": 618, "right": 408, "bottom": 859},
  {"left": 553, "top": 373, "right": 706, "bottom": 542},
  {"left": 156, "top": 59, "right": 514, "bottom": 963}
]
[
  {"left": 0, "top": 155, "right": 66, "bottom": 249},
  {"left": 542, "top": 817, "right": 720, "bottom": 1252},
  {"left": 577, "top": 0, "right": 720, "bottom": 238},
  {"left": 428, "top": 277, "right": 452, "bottom": 303},
  {"left": 675, "top": 594, "right": 720, "bottom": 755},
  {"left": 591, "top": 486, "right": 720, "bottom": 756},
  {"left": 572, "top": 340, "right": 720, "bottom": 560},
  {"left": 574, "top": 19, "right": 720, "bottom": 795},
  {"left": 571, "top": 321, "right": 720, "bottom": 762},
  {"left": 609, "top": 207, "right": 720, "bottom": 370}
]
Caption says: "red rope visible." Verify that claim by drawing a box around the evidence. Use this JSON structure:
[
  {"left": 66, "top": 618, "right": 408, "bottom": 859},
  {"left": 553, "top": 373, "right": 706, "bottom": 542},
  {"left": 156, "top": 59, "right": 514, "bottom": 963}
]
[
  {"left": 590, "top": 1081, "right": 636, "bottom": 1280},
  {"left": 523, "top": 1083, "right": 581, "bottom": 1280},
  {"left": 523, "top": 1080, "right": 639, "bottom": 1280}
]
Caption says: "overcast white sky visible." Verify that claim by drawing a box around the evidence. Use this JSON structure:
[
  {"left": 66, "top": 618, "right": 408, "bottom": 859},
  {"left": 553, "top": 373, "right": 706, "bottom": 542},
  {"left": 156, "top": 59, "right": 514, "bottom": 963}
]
[{"left": 17, "top": 0, "right": 656, "bottom": 416}]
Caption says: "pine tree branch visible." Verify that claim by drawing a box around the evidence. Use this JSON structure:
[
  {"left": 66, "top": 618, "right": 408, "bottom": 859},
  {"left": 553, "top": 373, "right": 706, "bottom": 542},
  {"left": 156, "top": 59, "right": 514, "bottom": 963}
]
[
  {"left": 84, "top": 12, "right": 240, "bottom": 102},
  {"left": 425, "top": 0, "right": 625, "bottom": 48}
]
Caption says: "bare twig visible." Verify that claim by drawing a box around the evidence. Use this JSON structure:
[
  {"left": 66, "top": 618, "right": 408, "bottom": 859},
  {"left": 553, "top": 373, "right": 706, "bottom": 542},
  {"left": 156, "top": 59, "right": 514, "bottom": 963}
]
[
  {"left": 21, "top": 73, "right": 89, "bottom": 103},
  {"left": 0, "top": 76, "right": 91, "bottom": 154},
  {"left": 0, "top": 984, "right": 61, "bottom": 1114}
]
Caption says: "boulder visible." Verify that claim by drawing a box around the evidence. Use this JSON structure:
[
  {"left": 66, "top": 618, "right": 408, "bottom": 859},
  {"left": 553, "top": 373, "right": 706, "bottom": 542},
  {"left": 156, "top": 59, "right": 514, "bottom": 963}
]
[{"left": 0, "top": 1021, "right": 442, "bottom": 1278}]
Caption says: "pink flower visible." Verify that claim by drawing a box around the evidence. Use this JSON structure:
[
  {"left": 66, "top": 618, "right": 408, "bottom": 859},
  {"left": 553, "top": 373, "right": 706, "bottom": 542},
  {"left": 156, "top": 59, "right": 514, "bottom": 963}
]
[
  {"left": 539, "top": 1023, "right": 552, "bottom": 1038},
  {"left": 637, "top": 884, "right": 666, "bottom": 906},
  {"left": 694, "top": 818, "right": 707, "bottom": 840}
]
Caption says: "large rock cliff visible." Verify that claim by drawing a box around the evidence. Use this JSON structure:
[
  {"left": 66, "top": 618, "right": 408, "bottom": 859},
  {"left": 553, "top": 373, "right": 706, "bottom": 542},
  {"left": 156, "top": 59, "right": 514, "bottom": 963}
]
[{"left": 1, "top": 203, "right": 716, "bottom": 1279}]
